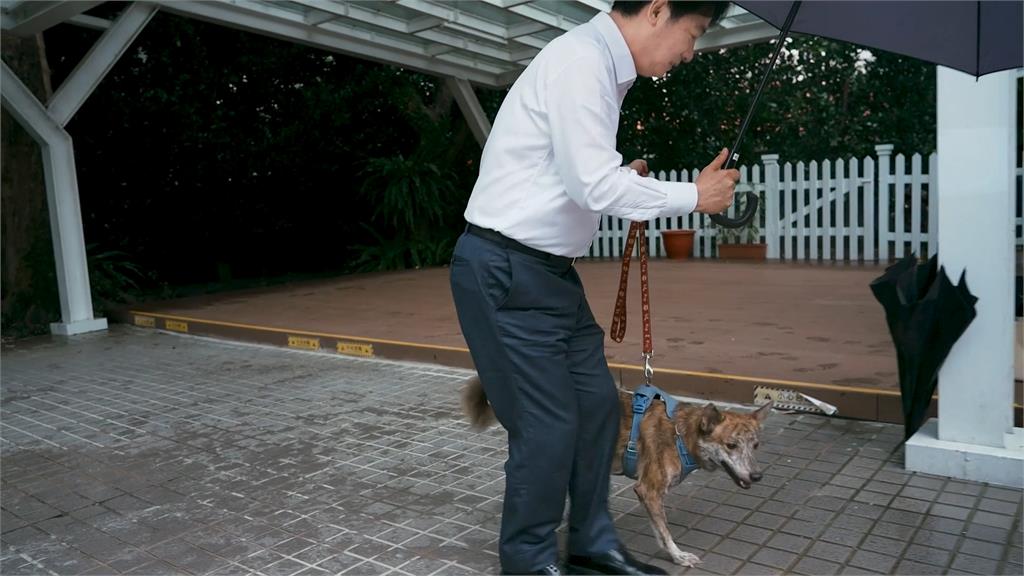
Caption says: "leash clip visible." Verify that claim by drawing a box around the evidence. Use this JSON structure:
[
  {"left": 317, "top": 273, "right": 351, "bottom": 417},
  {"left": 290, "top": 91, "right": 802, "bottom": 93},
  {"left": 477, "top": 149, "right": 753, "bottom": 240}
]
[{"left": 642, "top": 352, "right": 654, "bottom": 384}]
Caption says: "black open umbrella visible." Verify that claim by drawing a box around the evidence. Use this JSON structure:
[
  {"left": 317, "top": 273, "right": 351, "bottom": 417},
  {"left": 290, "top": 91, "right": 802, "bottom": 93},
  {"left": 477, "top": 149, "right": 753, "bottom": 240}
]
[
  {"left": 714, "top": 0, "right": 1024, "bottom": 228},
  {"left": 870, "top": 255, "right": 978, "bottom": 439}
]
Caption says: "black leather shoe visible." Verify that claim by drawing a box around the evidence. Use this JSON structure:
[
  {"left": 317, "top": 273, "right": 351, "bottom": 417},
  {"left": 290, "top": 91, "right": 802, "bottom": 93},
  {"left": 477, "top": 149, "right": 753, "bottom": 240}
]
[
  {"left": 501, "top": 563, "right": 562, "bottom": 575},
  {"left": 566, "top": 547, "right": 667, "bottom": 575}
]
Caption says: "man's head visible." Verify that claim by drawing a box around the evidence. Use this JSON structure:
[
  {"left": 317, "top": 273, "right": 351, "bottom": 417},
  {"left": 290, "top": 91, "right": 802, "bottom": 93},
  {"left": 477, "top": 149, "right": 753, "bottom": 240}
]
[{"left": 611, "top": 0, "right": 730, "bottom": 77}]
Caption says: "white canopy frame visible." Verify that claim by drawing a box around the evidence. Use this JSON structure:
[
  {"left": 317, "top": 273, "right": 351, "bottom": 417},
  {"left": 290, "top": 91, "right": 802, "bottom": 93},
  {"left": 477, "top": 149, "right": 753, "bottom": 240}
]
[{"left": 0, "top": 0, "right": 776, "bottom": 335}]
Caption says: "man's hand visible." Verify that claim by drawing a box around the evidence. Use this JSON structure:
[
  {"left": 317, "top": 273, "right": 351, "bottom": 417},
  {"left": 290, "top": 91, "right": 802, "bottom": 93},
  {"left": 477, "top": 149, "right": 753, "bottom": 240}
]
[
  {"left": 695, "top": 148, "right": 740, "bottom": 214},
  {"left": 628, "top": 159, "right": 649, "bottom": 177}
]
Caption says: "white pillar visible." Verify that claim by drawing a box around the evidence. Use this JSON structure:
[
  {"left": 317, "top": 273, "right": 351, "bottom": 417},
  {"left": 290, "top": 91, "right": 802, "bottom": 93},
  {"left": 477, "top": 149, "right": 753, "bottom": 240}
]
[{"left": 904, "top": 67, "right": 1023, "bottom": 487}]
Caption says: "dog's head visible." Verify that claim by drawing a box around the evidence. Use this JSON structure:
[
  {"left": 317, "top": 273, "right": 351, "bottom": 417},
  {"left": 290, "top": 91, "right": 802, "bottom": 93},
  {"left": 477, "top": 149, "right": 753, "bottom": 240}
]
[{"left": 685, "top": 402, "right": 771, "bottom": 489}]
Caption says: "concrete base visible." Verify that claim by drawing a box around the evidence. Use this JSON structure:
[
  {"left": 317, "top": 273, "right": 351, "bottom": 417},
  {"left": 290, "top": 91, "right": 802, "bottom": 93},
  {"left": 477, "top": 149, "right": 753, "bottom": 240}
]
[
  {"left": 50, "top": 317, "right": 108, "bottom": 336},
  {"left": 906, "top": 419, "right": 1024, "bottom": 488}
]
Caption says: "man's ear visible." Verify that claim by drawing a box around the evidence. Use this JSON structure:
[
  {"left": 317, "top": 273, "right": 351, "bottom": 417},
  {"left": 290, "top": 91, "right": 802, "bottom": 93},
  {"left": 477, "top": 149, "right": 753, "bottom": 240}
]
[
  {"left": 753, "top": 402, "right": 772, "bottom": 423},
  {"left": 700, "top": 403, "right": 722, "bottom": 435},
  {"left": 647, "top": 0, "right": 669, "bottom": 25}
]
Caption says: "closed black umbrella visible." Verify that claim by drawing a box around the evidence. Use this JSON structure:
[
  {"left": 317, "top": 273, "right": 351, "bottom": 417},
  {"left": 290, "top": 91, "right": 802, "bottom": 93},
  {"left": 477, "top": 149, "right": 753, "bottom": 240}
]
[
  {"left": 870, "top": 255, "right": 978, "bottom": 439},
  {"left": 715, "top": 0, "right": 1023, "bottom": 228}
]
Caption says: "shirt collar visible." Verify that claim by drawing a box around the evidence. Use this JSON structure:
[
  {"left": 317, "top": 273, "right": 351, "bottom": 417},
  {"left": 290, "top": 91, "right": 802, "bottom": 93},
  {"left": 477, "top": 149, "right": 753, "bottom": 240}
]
[{"left": 590, "top": 11, "right": 637, "bottom": 87}]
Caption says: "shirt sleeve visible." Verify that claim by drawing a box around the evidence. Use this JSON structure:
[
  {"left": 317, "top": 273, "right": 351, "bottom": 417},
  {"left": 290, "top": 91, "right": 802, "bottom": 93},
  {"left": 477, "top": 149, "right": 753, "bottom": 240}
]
[{"left": 546, "top": 53, "right": 698, "bottom": 220}]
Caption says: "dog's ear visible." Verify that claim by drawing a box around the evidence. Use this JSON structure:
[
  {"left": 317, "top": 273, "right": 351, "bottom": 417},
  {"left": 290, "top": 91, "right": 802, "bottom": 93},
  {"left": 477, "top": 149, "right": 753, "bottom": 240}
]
[
  {"left": 700, "top": 403, "right": 723, "bottom": 435},
  {"left": 752, "top": 402, "right": 772, "bottom": 423}
]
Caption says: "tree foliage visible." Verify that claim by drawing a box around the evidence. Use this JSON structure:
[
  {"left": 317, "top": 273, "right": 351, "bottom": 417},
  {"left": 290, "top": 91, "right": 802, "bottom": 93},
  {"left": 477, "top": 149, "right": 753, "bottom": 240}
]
[{"left": 618, "top": 36, "right": 935, "bottom": 172}]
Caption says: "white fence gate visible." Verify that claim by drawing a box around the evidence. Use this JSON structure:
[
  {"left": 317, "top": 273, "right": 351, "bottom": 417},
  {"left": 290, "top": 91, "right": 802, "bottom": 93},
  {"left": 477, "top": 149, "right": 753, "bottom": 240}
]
[{"left": 587, "top": 144, "right": 1024, "bottom": 262}]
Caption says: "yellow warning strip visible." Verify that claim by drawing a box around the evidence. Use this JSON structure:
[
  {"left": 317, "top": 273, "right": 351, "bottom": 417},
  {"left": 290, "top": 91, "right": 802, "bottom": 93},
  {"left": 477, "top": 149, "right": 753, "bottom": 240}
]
[
  {"left": 131, "top": 310, "right": 1022, "bottom": 409},
  {"left": 609, "top": 361, "right": 901, "bottom": 397},
  {"left": 129, "top": 311, "right": 468, "bottom": 352}
]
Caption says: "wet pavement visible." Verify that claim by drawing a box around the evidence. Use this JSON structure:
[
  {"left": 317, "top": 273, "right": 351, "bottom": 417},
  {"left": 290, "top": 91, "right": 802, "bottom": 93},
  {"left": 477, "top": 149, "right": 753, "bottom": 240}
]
[{"left": 1, "top": 327, "right": 1021, "bottom": 575}]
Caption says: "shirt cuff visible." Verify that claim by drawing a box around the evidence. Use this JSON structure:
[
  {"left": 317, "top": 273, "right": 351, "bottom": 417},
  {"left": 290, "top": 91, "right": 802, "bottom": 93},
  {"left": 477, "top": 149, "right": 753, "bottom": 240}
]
[{"left": 660, "top": 180, "right": 698, "bottom": 217}]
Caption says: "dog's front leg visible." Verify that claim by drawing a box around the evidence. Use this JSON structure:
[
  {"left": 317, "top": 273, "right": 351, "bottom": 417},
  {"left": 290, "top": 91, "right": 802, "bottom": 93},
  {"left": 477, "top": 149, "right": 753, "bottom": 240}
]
[{"left": 633, "top": 482, "right": 701, "bottom": 567}]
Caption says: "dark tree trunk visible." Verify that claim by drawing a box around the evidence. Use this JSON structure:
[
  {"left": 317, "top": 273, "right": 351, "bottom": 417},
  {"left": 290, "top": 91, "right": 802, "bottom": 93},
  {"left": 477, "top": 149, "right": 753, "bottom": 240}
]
[{"left": 2, "top": 33, "right": 59, "bottom": 337}]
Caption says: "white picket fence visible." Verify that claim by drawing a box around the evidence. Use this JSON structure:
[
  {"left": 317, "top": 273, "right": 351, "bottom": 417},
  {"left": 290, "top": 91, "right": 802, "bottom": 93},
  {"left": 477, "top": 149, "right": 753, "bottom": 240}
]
[{"left": 587, "top": 144, "right": 1024, "bottom": 261}]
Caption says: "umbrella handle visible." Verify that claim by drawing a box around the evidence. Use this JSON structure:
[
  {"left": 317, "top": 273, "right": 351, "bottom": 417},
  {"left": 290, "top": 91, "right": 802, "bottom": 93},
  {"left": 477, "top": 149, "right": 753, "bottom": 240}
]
[
  {"left": 708, "top": 1, "right": 801, "bottom": 229},
  {"left": 709, "top": 191, "right": 758, "bottom": 228}
]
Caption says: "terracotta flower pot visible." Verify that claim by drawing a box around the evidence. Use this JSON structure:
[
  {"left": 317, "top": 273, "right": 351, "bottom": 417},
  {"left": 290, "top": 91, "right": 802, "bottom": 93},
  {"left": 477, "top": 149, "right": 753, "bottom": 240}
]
[
  {"left": 718, "top": 243, "right": 767, "bottom": 260},
  {"left": 661, "top": 229, "right": 695, "bottom": 260}
]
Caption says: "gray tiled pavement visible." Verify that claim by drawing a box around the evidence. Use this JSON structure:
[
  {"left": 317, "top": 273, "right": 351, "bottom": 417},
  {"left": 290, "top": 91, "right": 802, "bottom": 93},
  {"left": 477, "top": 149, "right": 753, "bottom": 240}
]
[{"left": 1, "top": 327, "right": 1021, "bottom": 575}]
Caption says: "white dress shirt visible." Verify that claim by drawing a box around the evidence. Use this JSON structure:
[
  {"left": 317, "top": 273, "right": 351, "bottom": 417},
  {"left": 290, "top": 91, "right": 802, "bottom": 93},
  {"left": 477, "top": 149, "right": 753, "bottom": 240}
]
[{"left": 464, "top": 11, "right": 699, "bottom": 258}]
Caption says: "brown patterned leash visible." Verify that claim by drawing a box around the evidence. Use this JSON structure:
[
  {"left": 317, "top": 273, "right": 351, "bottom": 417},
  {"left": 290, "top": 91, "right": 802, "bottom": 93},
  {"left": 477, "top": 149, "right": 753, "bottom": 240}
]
[{"left": 610, "top": 220, "right": 654, "bottom": 383}]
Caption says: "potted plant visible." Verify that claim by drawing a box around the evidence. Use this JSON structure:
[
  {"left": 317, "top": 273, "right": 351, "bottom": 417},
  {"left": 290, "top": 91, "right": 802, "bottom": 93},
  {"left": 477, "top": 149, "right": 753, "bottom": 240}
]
[
  {"left": 661, "top": 228, "right": 696, "bottom": 259},
  {"left": 713, "top": 205, "right": 767, "bottom": 260}
]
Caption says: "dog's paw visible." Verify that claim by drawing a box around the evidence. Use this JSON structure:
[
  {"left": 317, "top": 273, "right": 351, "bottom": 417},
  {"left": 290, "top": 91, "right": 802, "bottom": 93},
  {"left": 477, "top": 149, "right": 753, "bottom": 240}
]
[{"left": 670, "top": 551, "right": 701, "bottom": 567}]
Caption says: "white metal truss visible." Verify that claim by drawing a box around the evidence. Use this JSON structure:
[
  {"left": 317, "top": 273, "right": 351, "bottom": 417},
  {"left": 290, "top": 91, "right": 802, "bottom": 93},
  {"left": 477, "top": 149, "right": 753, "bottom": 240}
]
[
  {"left": 2, "top": 1, "right": 779, "bottom": 88},
  {"left": 1, "top": 61, "right": 107, "bottom": 335},
  {"left": 1, "top": 1, "right": 156, "bottom": 335},
  {"left": 1, "top": 0, "right": 103, "bottom": 35},
  {"left": 48, "top": 2, "right": 157, "bottom": 126},
  {"left": 446, "top": 76, "right": 490, "bottom": 146}
]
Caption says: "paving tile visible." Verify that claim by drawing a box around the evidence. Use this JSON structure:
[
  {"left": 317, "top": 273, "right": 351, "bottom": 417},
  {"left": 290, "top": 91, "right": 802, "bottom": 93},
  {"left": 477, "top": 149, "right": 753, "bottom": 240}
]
[
  {"left": 912, "top": 528, "right": 960, "bottom": 550},
  {"left": 860, "top": 534, "right": 906, "bottom": 557},
  {"left": 936, "top": 491, "right": 978, "bottom": 508},
  {"left": 958, "top": 538, "right": 1005, "bottom": 560},
  {"left": 880, "top": 508, "right": 924, "bottom": 527},
  {"left": 792, "top": 507, "right": 835, "bottom": 525},
  {"left": 895, "top": 559, "right": 947, "bottom": 575},
  {"left": 984, "top": 487, "right": 1023, "bottom": 503},
  {"left": 847, "top": 549, "right": 897, "bottom": 573},
  {"left": 920, "top": 516, "right": 966, "bottom": 534},
  {"left": 264, "top": 557, "right": 309, "bottom": 575},
  {"left": 978, "top": 498, "right": 1018, "bottom": 515},
  {"left": 888, "top": 496, "right": 931, "bottom": 514},
  {"left": 711, "top": 538, "right": 758, "bottom": 561},
  {"left": 950, "top": 553, "right": 1000, "bottom": 575},
  {"left": 779, "top": 519, "right": 823, "bottom": 539},
  {"left": 944, "top": 482, "right": 983, "bottom": 496},
  {"left": 677, "top": 530, "right": 721, "bottom": 552},
  {"left": 765, "top": 532, "right": 811, "bottom": 554},
  {"left": 694, "top": 552, "right": 743, "bottom": 575},
  {"left": 730, "top": 525, "right": 773, "bottom": 546},
  {"left": 694, "top": 517, "right": 738, "bottom": 536},
  {"left": 830, "top": 514, "right": 874, "bottom": 533},
  {"left": 148, "top": 538, "right": 230, "bottom": 575},
  {"left": 903, "top": 543, "right": 952, "bottom": 567},
  {"left": 745, "top": 512, "right": 787, "bottom": 531},
  {"left": 735, "top": 562, "right": 784, "bottom": 575},
  {"left": 792, "top": 556, "right": 841, "bottom": 575},
  {"left": 123, "top": 560, "right": 189, "bottom": 575},
  {"left": 971, "top": 511, "right": 1016, "bottom": 530},
  {"left": 1003, "top": 563, "right": 1024, "bottom": 576},
  {"left": 807, "top": 541, "right": 854, "bottom": 563},
  {"left": 748, "top": 547, "right": 796, "bottom": 570}
]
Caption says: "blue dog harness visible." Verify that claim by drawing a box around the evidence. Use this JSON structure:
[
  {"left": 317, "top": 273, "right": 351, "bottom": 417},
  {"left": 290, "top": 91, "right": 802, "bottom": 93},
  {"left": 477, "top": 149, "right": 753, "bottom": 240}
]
[{"left": 623, "top": 384, "right": 700, "bottom": 480}]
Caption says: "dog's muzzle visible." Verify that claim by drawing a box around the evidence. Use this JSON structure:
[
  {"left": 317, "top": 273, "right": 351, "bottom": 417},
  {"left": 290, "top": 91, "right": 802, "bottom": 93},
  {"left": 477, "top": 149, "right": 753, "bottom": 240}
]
[{"left": 721, "top": 460, "right": 762, "bottom": 490}]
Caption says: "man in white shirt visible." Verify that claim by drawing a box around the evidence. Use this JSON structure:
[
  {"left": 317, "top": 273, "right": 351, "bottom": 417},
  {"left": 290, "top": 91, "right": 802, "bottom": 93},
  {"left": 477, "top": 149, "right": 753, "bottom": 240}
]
[{"left": 450, "top": 1, "right": 738, "bottom": 574}]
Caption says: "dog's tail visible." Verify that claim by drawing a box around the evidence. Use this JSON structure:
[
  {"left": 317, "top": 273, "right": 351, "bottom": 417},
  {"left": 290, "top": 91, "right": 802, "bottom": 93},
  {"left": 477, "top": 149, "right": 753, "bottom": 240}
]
[{"left": 462, "top": 376, "right": 496, "bottom": 430}]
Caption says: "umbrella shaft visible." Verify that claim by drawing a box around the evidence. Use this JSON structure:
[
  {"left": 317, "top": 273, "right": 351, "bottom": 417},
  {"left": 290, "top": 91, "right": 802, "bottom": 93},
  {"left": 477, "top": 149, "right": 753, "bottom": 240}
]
[{"left": 726, "top": 0, "right": 802, "bottom": 170}]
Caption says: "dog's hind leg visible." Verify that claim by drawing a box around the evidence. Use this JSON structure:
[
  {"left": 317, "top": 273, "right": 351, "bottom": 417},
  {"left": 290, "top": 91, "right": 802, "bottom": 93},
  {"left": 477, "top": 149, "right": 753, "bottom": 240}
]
[{"left": 633, "top": 482, "right": 701, "bottom": 567}]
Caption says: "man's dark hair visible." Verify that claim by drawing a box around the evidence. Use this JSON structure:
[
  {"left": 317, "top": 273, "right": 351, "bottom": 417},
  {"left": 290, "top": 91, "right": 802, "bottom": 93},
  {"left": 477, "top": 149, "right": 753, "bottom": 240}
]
[{"left": 611, "top": 1, "right": 730, "bottom": 26}]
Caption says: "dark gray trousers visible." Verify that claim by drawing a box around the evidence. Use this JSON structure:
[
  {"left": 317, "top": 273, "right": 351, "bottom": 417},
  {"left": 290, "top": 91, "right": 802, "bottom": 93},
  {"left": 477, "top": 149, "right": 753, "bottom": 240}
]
[{"left": 449, "top": 230, "right": 621, "bottom": 573}]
